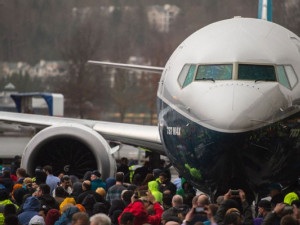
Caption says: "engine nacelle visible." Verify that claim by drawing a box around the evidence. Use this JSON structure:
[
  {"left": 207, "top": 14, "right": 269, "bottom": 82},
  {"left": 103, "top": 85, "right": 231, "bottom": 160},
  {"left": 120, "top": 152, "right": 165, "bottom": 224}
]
[{"left": 21, "top": 123, "right": 116, "bottom": 179}]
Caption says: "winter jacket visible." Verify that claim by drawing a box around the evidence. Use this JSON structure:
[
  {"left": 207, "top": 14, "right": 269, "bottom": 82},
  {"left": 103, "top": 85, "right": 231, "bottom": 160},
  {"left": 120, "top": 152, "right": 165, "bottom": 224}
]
[
  {"left": 148, "top": 181, "right": 163, "bottom": 204},
  {"left": 18, "top": 196, "right": 41, "bottom": 225},
  {"left": 118, "top": 201, "right": 163, "bottom": 225}
]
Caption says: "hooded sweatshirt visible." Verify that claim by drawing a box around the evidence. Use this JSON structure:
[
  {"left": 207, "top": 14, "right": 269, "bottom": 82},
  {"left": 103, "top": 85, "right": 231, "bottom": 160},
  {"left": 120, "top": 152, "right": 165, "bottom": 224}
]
[
  {"left": 18, "top": 196, "right": 41, "bottom": 225},
  {"left": 54, "top": 206, "right": 79, "bottom": 225},
  {"left": 148, "top": 181, "right": 162, "bottom": 204}
]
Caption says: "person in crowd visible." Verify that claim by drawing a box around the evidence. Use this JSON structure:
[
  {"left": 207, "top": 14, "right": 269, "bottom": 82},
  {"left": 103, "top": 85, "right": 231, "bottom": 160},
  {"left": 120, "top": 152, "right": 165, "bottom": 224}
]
[
  {"left": 77, "top": 181, "right": 103, "bottom": 204},
  {"left": 177, "top": 178, "right": 196, "bottom": 197},
  {"left": 43, "top": 166, "right": 60, "bottom": 196},
  {"left": 214, "top": 189, "right": 253, "bottom": 225},
  {"left": 34, "top": 184, "right": 59, "bottom": 213},
  {"left": 11, "top": 155, "right": 21, "bottom": 176},
  {"left": 18, "top": 196, "right": 41, "bottom": 225},
  {"left": 59, "top": 197, "right": 76, "bottom": 213},
  {"left": 16, "top": 168, "right": 27, "bottom": 184},
  {"left": 90, "top": 213, "right": 111, "bottom": 225},
  {"left": 96, "top": 187, "right": 107, "bottom": 199},
  {"left": 148, "top": 180, "right": 163, "bottom": 204},
  {"left": 162, "top": 193, "right": 173, "bottom": 211},
  {"left": 117, "top": 158, "right": 130, "bottom": 178},
  {"left": 91, "top": 171, "right": 106, "bottom": 191},
  {"left": 34, "top": 168, "right": 47, "bottom": 185},
  {"left": 159, "top": 173, "right": 177, "bottom": 196},
  {"left": 60, "top": 175, "right": 73, "bottom": 196},
  {"left": 162, "top": 195, "right": 189, "bottom": 223},
  {"left": 28, "top": 215, "right": 45, "bottom": 225},
  {"left": 0, "top": 189, "right": 18, "bottom": 224},
  {"left": 183, "top": 194, "right": 210, "bottom": 225},
  {"left": 268, "top": 183, "right": 284, "bottom": 209},
  {"left": 106, "top": 172, "right": 127, "bottom": 205},
  {"left": 54, "top": 206, "right": 79, "bottom": 225},
  {"left": 118, "top": 190, "right": 163, "bottom": 225},
  {"left": 133, "top": 162, "right": 152, "bottom": 182},
  {"left": 45, "top": 209, "right": 61, "bottom": 225},
  {"left": 72, "top": 182, "right": 83, "bottom": 200},
  {"left": 119, "top": 212, "right": 135, "bottom": 225},
  {"left": 71, "top": 212, "right": 89, "bottom": 225},
  {"left": 54, "top": 186, "right": 69, "bottom": 205},
  {"left": 105, "top": 178, "right": 116, "bottom": 191},
  {"left": 4, "top": 215, "right": 19, "bottom": 225},
  {"left": 137, "top": 173, "right": 155, "bottom": 191},
  {"left": 254, "top": 200, "right": 271, "bottom": 225},
  {"left": 205, "top": 204, "right": 219, "bottom": 225},
  {"left": 1, "top": 168, "right": 14, "bottom": 192}
]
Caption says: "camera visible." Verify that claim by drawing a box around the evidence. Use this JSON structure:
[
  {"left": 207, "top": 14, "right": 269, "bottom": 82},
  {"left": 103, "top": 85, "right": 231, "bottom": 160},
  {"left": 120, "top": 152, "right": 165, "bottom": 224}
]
[
  {"left": 194, "top": 207, "right": 205, "bottom": 213},
  {"left": 231, "top": 190, "right": 240, "bottom": 196},
  {"left": 283, "top": 205, "right": 293, "bottom": 214}
]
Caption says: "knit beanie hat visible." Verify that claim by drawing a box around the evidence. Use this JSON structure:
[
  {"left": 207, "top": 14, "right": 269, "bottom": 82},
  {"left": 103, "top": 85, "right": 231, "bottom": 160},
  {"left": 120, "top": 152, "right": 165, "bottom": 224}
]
[{"left": 45, "top": 209, "right": 61, "bottom": 225}]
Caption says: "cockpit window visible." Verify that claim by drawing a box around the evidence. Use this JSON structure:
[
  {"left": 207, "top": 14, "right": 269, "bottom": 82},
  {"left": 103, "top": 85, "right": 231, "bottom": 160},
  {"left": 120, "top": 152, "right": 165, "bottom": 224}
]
[
  {"left": 238, "top": 64, "right": 276, "bottom": 81},
  {"left": 182, "top": 64, "right": 196, "bottom": 88},
  {"left": 285, "top": 65, "right": 298, "bottom": 88},
  {"left": 277, "top": 66, "right": 291, "bottom": 89},
  {"left": 195, "top": 64, "right": 232, "bottom": 80},
  {"left": 178, "top": 64, "right": 191, "bottom": 87}
]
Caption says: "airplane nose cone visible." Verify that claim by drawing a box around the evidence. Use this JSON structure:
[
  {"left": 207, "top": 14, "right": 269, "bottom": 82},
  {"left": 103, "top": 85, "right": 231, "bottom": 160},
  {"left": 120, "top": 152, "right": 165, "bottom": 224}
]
[{"left": 194, "top": 83, "right": 286, "bottom": 132}]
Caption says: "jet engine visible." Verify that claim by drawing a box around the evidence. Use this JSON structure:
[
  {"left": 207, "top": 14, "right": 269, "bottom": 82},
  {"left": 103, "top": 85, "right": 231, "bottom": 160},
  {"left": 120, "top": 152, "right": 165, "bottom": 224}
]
[{"left": 21, "top": 123, "right": 116, "bottom": 179}]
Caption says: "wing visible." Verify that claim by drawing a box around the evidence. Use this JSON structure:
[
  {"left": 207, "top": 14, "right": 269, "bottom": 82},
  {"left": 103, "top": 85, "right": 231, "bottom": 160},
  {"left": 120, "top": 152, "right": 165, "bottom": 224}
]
[
  {"left": 0, "top": 111, "right": 163, "bottom": 154},
  {"left": 88, "top": 61, "right": 164, "bottom": 74},
  {"left": 0, "top": 111, "right": 163, "bottom": 179}
]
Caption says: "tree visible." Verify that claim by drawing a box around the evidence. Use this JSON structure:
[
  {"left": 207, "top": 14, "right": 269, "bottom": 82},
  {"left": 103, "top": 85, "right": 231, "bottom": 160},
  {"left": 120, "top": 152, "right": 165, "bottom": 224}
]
[{"left": 58, "top": 11, "right": 104, "bottom": 118}]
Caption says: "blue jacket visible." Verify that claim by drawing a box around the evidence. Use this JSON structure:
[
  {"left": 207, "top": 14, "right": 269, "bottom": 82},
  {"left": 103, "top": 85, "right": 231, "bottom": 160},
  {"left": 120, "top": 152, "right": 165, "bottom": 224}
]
[
  {"left": 54, "top": 206, "right": 79, "bottom": 225},
  {"left": 91, "top": 179, "right": 106, "bottom": 191},
  {"left": 18, "top": 196, "right": 41, "bottom": 225}
]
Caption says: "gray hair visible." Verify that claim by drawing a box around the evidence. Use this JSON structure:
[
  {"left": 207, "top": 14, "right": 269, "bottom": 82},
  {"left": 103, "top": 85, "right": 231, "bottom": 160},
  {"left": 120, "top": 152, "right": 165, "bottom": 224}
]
[{"left": 90, "top": 213, "right": 111, "bottom": 225}]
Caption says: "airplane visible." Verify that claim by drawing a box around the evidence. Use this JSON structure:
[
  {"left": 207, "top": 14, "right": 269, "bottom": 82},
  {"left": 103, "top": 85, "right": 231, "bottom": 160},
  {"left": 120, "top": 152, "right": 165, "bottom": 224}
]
[{"left": 1, "top": 5, "right": 300, "bottom": 199}]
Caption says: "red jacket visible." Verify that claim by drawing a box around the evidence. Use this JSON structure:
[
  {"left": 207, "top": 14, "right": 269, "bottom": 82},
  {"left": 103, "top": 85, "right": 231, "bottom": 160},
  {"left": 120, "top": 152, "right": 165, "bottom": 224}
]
[{"left": 118, "top": 201, "right": 163, "bottom": 225}]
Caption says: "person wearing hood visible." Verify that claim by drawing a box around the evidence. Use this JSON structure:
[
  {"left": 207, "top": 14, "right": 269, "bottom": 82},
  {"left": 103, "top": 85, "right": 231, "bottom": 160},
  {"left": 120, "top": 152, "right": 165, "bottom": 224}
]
[
  {"left": 18, "top": 196, "right": 41, "bottom": 225},
  {"left": 118, "top": 191, "right": 163, "bottom": 225},
  {"left": 176, "top": 178, "right": 196, "bottom": 197},
  {"left": 148, "top": 181, "right": 163, "bottom": 204},
  {"left": 0, "top": 189, "right": 19, "bottom": 224},
  {"left": 35, "top": 184, "right": 59, "bottom": 214},
  {"left": 54, "top": 206, "right": 79, "bottom": 225}
]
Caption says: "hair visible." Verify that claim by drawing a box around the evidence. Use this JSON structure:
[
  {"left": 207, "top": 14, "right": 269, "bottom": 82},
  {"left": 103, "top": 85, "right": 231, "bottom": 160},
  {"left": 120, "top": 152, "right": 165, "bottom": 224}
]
[
  {"left": 90, "top": 213, "right": 111, "bottom": 225},
  {"left": 197, "top": 194, "right": 210, "bottom": 206},
  {"left": 281, "top": 215, "right": 298, "bottom": 225},
  {"left": 120, "top": 212, "right": 135, "bottom": 225},
  {"left": 61, "top": 175, "right": 71, "bottom": 182},
  {"left": 55, "top": 186, "right": 69, "bottom": 198},
  {"left": 116, "top": 172, "right": 124, "bottom": 182},
  {"left": 3, "top": 170, "right": 10, "bottom": 178},
  {"left": 43, "top": 165, "right": 53, "bottom": 174},
  {"left": 4, "top": 215, "right": 19, "bottom": 225},
  {"left": 39, "top": 184, "right": 50, "bottom": 195},
  {"left": 172, "top": 195, "right": 183, "bottom": 206},
  {"left": 82, "top": 180, "right": 91, "bottom": 190},
  {"left": 159, "top": 172, "right": 168, "bottom": 178},
  {"left": 3, "top": 204, "right": 17, "bottom": 216},
  {"left": 16, "top": 168, "right": 26, "bottom": 177},
  {"left": 224, "top": 209, "right": 242, "bottom": 225},
  {"left": 163, "top": 193, "right": 173, "bottom": 207},
  {"left": 122, "top": 190, "right": 134, "bottom": 203},
  {"left": 72, "top": 212, "right": 89, "bottom": 225},
  {"left": 208, "top": 204, "right": 219, "bottom": 217}
]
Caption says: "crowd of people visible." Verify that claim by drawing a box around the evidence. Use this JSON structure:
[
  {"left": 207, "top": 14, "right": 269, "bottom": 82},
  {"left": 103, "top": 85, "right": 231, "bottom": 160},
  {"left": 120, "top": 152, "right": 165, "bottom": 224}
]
[{"left": 0, "top": 156, "right": 300, "bottom": 225}]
